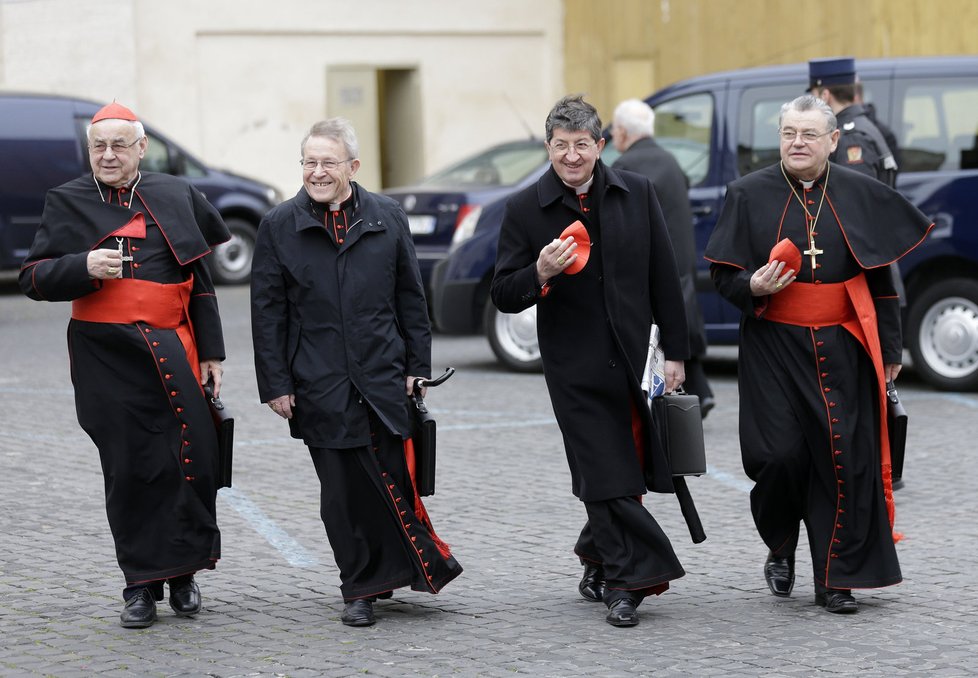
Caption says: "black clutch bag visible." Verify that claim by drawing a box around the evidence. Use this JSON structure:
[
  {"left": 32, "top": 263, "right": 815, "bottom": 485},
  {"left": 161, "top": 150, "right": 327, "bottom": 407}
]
[
  {"left": 408, "top": 368, "right": 455, "bottom": 497},
  {"left": 886, "top": 380, "right": 908, "bottom": 482},
  {"left": 203, "top": 382, "right": 234, "bottom": 489},
  {"left": 651, "top": 391, "right": 707, "bottom": 477}
]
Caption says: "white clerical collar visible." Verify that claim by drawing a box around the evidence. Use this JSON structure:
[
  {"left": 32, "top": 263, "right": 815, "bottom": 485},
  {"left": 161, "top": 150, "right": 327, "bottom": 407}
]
[
  {"left": 800, "top": 178, "right": 816, "bottom": 190},
  {"left": 562, "top": 175, "right": 594, "bottom": 195}
]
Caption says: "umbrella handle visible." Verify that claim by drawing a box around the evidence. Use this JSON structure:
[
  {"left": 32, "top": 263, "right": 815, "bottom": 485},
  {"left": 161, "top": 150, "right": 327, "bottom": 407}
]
[{"left": 414, "top": 367, "right": 456, "bottom": 392}]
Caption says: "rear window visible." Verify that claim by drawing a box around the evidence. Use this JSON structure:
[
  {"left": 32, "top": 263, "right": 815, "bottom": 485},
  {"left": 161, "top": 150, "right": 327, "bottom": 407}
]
[{"left": 421, "top": 142, "right": 548, "bottom": 187}]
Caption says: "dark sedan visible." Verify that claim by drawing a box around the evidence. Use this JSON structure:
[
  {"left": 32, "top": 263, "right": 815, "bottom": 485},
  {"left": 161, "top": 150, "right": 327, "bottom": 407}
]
[{"left": 383, "top": 139, "right": 549, "bottom": 292}]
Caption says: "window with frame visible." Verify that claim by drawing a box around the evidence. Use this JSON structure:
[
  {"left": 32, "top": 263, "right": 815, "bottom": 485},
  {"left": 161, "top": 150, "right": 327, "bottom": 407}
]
[
  {"left": 652, "top": 93, "right": 713, "bottom": 186},
  {"left": 896, "top": 78, "right": 978, "bottom": 172}
]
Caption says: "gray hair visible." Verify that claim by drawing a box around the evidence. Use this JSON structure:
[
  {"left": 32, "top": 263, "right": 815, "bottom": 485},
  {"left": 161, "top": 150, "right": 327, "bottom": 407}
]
[
  {"left": 545, "top": 95, "right": 602, "bottom": 143},
  {"left": 86, "top": 120, "right": 146, "bottom": 140},
  {"left": 779, "top": 95, "right": 837, "bottom": 132},
  {"left": 613, "top": 99, "right": 655, "bottom": 137},
  {"left": 301, "top": 117, "right": 359, "bottom": 159}
]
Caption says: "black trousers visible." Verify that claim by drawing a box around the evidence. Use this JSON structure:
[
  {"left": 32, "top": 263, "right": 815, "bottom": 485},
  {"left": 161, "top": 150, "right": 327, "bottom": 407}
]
[
  {"left": 309, "top": 412, "right": 462, "bottom": 601},
  {"left": 575, "top": 495, "right": 685, "bottom": 604}
]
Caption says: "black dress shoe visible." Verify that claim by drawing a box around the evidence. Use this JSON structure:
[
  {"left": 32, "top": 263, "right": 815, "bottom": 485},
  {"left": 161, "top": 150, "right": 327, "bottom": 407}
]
[
  {"left": 578, "top": 560, "right": 606, "bottom": 603},
  {"left": 341, "top": 599, "right": 376, "bottom": 627},
  {"left": 120, "top": 588, "right": 157, "bottom": 629},
  {"left": 764, "top": 551, "right": 795, "bottom": 597},
  {"left": 605, "top": 597, "right": 640, "bottom": 627},
  {"left": 815, "top": 584, "right": 858, "bottom": 614},
  {"left": 169, "top": 578, "right": 202, "bottom": 617}
]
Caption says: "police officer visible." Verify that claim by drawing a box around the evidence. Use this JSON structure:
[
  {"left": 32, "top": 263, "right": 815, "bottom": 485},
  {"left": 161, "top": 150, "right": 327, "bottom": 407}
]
[{"left": 809, "top": 57, "right": 898, "bottom": 187}]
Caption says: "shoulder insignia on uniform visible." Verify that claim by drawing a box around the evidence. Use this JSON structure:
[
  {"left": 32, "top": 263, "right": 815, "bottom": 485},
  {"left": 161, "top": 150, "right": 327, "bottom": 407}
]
[
  {"left": 847, "top": 146, "right": 863, "bottom": 163},
  {"left": 843, "top": 122, "right": 856, "bottom": 131}
]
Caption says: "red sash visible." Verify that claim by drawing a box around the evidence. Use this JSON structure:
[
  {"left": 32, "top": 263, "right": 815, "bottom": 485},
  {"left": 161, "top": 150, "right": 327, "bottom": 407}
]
[
  {"left": 71, "top": 277, "right": 200, "bottom": 378},
  {"left": 764, "top": 274, "right": 898, "bottom": 535}
]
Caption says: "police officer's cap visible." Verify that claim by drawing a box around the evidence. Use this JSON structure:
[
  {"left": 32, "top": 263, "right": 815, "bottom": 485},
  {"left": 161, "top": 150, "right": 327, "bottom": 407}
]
[{"left": 808, "top": 57, "right": 856, "bottom": 89}]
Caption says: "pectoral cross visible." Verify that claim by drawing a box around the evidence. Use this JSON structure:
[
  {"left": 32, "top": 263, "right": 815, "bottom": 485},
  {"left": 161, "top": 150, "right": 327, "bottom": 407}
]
[
  {"left": 804, "top": 240, "right": 823, "bottom": 270},
  {"left": 116, "top": 237, "right": 133, "bottom": 263}
]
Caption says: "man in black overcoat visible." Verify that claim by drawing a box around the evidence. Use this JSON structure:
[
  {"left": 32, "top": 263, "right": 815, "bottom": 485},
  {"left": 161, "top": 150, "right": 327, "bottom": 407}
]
[
  {"left": 20, "top": 102, "right": 229, "bottom": 628},
  {"left": 251, "top": 118, "right": 462, "bottom": 627},
  {"left": 611, "top": 98, "right": 715, "bottom": 414},
  {"left": 491, "top": 95, "right": 690, "bottom": 627}
]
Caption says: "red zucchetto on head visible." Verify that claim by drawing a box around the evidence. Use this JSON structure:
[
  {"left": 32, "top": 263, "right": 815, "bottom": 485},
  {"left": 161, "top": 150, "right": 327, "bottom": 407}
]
[{"left": 91, "top": 101, "right": 139, "bottom": 124}]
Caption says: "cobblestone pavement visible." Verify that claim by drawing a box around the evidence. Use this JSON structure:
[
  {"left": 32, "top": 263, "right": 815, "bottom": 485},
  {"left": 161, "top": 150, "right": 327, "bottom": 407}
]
[{"left": 2, "top": 283, "right": 976, "bottom": 677}]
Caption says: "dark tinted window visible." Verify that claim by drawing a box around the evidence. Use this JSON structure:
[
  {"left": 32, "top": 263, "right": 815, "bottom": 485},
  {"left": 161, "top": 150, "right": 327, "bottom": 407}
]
[
  {"left": 652, "top": 93, "right": 713, "bottom": 185},
  {"left": 894, "top": 77, "right": 978, "bottom": 172},
  {"left": 737, "top": 84, "right": 799, "bottom": 176}
]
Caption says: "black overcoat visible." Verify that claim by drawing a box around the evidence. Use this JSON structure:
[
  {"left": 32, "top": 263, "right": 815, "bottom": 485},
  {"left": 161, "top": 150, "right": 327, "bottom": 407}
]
[
  {"left": 613, "top": 137, "right": 707, "bottom": 355},
  {"left": 251, "top": 183, "right": 431, "bottom": 448},
  {"left": 491, "top": 162, "right": 689, "bottom": 501}
]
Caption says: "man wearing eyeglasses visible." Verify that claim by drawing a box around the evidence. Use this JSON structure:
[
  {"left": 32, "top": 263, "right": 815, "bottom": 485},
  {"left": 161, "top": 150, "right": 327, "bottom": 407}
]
[
  {"left": 250, "top": 118, "right": 462, "bottom": 628},
  {"left": 705, "top": 95, "right": 931, "bottom": 614},
  {"left": 20, "top": 102, "right": 230, "bottom": 628},
  {"left": 492, "top": 95, "right": 692, "bottom": 628}
]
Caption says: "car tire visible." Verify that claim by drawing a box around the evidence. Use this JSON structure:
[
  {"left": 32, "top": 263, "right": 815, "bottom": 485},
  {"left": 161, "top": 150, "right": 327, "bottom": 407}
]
[
  {"left": 210, "top": 217, "right": 257, "bottom": 285},
  {"left": 907, "top": 277, "right": 978, "bottom": 391},
  {"left": 484, "top": 301, "right": 543, "bottom": 372}
]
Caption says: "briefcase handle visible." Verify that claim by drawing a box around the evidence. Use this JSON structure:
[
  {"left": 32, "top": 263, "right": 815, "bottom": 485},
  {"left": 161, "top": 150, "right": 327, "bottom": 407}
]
[{"left": 412, "top": 367, "right": 456, "bottom": 394}]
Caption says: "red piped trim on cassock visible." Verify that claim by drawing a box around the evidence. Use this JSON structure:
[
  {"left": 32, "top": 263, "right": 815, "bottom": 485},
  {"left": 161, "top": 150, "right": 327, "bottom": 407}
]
[
  {"left": 764, "top": 274, "right": 900, "bottom": 541},
  {"left": 403, "top": 438, "right": 452, "bottom": 560}
]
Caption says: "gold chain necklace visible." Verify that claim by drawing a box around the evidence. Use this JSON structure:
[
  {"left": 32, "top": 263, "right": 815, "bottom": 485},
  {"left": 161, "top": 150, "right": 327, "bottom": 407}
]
[{"left": 780, "top": 161, "right": 829, "bottom": 270}]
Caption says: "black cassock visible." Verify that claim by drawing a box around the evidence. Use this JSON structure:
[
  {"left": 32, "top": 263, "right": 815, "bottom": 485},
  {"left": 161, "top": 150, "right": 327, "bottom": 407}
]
[
  {"left": 705, "top": 162, "right": 931, "bottom": 589},
  {"left": 20, "top": 173, "right": 229, "bottom": 585}
]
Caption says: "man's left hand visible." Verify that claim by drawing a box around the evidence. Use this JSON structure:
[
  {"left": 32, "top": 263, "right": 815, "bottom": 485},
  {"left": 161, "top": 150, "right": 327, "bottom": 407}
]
[
  {"left": 406, "top": 375, "right": 427, "bottom": 397},
  {"left": 665, "top": 359, "right": 685, "bottom": 393},
  {"left": 885, "top": 363, "right": 902, "bottom": 383},
  {"left": 200, "top": 359, "right": 224, "bottom": 397}
]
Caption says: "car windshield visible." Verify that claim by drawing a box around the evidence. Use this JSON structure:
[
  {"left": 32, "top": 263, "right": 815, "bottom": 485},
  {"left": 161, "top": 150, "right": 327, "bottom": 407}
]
[{"left": 420, "top": 141, "right": 549, "bottom": 188}]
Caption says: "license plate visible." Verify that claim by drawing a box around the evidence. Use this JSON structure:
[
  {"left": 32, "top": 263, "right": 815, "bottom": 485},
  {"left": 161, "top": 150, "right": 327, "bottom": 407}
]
[{"left": 408, "top": 215, "right": 436, "bottom": 235}]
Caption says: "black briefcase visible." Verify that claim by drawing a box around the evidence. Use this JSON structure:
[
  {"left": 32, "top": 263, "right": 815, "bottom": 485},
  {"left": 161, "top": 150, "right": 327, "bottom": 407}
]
[
  {"left": 886, "top": 380, "right": 908, "bottom": 481},
  {"left": 409, "top": 389, "right": 437, "bottom": 497},
  {"left": 203, "top": 383, "right": 234, "bottom": 488},
  {"left": 408, "top": 368, "right": 456, "bottom": 497},
  {"left": 651, "top": 391, "right": 707, "bottom": 477}
]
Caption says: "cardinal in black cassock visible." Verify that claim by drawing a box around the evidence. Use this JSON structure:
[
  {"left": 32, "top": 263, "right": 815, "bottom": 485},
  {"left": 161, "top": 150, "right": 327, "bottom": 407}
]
[
  {"left": 20, "top": 102, "right": 229, "bottom": 628},
  {"left": 705, "top": 95, "right": 931, "bottom": 613}
]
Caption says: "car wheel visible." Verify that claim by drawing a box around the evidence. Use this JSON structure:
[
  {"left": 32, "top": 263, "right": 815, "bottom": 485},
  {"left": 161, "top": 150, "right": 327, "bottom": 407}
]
[
  {"left": 210, "top": 217, "right": 257, "bottom": 285},
  {"left": 907, "top": 277, "right": 978, "bottom": 391},
  {"left": 484, "top": 302, "right": 543, "bottom": 372}
]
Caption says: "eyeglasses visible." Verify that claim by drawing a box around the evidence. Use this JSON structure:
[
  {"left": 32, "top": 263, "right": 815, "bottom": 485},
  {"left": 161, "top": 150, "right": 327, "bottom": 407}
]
[
  {"left": 548, "top": 140, "right": 598, "bottom": 156},
  {"left": 301, "top": 158, "right": 353, "bottom": 171},
  {"left": 779, "top": 129, "right": 832, "bottom": 143},
  {"left": 89, "top": 137, "right": 143, "bottom": 154}
]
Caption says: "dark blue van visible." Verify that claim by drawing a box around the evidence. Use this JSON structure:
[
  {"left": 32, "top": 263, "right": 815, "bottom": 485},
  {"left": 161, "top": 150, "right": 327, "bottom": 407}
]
[
  {"left": 0, "top": 93, "right": 281, "bottom": 284},
  {"left": 430, "top": 56, "right": 978, "bottom": 391}
]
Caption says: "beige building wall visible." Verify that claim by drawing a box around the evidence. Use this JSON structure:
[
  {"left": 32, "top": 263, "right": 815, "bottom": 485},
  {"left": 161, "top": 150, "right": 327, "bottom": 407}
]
[
  {"left": 565, "top": 0, "right": 978, "bottom": 123},
  {"left": 0, "top": 0, "right": 564, "bottom": 195}
]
